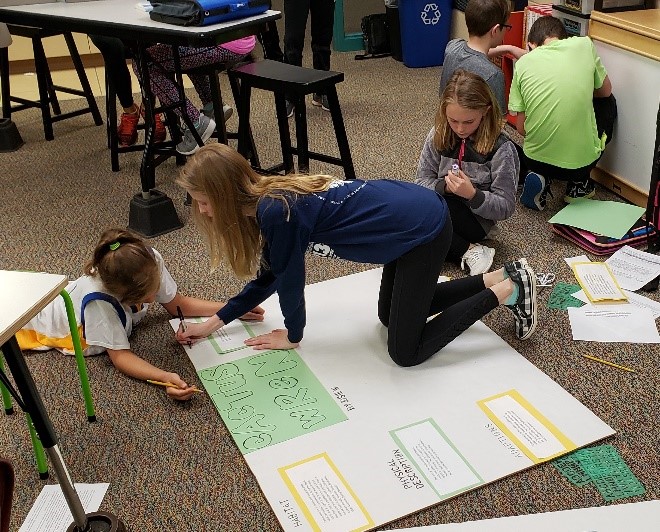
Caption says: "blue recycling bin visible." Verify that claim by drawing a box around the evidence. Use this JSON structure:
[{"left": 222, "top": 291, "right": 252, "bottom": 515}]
[{"left": 399, "top": 0, "right": 452, "bottom": 68}]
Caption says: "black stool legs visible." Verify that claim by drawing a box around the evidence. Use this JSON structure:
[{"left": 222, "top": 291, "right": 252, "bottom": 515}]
[
  {"left": 228, "top": 60, "right": 355, "bottom": 179},
  {"left": 1, "top": 27, "right": 103, "bottom": 141}
]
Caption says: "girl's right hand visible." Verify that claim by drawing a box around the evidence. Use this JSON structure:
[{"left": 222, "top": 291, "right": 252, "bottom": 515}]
[
  {"left": 163, "top": 373, "right": 198, "bottom": 401},
  {"left": 175, "top": 318, "right": 219, "bottom": 345}
]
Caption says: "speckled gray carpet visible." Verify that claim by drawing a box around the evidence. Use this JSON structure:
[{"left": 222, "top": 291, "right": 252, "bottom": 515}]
[{"left": 1, "top": 45, "right": 658, "bottom": 531}]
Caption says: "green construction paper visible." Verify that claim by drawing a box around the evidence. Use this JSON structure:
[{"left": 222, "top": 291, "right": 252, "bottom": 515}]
[
  {"left": 548, "top": 282, "right": 585, "bottom": 310},
  {"left": 198, "top": 349, "right": 347, "bottom": 454},
  {"left": 548, "top": 199, "right": 645, "bottom": 239},
  {"left": 552, "top": 454, "right": 591, "bottom": 487}
]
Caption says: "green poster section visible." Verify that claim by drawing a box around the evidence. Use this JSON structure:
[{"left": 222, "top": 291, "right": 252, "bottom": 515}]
[{"left": 198, "top": 349, "right": 348, "bottom": 454}]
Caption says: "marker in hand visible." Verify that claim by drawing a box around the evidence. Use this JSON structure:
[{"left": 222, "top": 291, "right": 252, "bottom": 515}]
[{"left": 176, "top": 305, "right": 192, "bottom": 348}]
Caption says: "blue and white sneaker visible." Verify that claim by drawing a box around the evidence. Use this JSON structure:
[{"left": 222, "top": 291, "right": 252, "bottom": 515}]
[
  {"left": 520, "top": 172, "right": 548, "bottom": 211},
  {"left": 504, "top": 259, "right": 537, "bottom": 340}
]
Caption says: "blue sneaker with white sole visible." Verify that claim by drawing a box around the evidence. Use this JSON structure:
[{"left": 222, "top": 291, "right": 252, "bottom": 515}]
[{"left": 520, "top": 172, "right": 548, "bottom": 211}]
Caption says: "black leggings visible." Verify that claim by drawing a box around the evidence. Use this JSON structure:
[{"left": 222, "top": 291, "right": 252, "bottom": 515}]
[
  {"left": 378, "top": 219, "right": 500, "bottom": 367},
  {"left": 88, "top": 35, "right": 134, "bottom": 109},
  {"left": 283, "top": 0, "right": 334, "bottom": 71},
  {"left": 444, "top": 195, "right": 488, "bottom": 262}
]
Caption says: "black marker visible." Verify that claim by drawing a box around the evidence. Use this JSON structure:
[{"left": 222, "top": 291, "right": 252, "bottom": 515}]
[{"left": 176, "top": 305, "right": 192, "bottom": 348}]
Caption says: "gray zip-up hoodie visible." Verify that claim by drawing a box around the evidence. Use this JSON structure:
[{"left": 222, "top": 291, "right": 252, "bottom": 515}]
[{"left": 415, "top": 127, "right": 520, "bottom": 237}]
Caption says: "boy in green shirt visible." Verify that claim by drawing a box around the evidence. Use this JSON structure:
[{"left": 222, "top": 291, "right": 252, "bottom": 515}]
[{"left": 509, "top": 16, "right": 616, "bottom": 210}]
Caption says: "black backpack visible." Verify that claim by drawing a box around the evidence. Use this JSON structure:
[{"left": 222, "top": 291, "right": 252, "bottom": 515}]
[{"left": 355, "top": 13, "right": 391, "bottom": 60}]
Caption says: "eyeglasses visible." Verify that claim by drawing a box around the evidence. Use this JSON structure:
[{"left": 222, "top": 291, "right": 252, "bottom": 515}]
[{"left": 501, "top": 23, "right": 513, "bottom": 32}]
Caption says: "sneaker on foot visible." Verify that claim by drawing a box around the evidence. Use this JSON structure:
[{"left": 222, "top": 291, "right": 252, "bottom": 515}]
[
  {"left": 200, "top": 103, "right": 233, "bottom": 122},
  {"left": 504, "top": 259, "right": 538, "bottom": 340},
  {"left": 564, "top": 179, "right": 596, "bottom": 203},
  {"left": 117, "top": 110, "right": 139, "bottom": 147},
  {"left": 520, "top": 172, "right": 549, "bottom": 211},
  {"left": 461, "top": 244, "right": 496, "bottom": 275},
  {"left": 312, "top": 93, "right": 330, "bottom": 111},
  {"left": 285, "top": 99, "right": 294, "bottom": 119},
  {"left": 176, "top": 114, "right": 216, "bottom": 155},
  {"left": 140, "top": 106, "right": 167, "bottom": 143},
  {"left": 153, "top": 113, "right": 167, "bottom": 143}
]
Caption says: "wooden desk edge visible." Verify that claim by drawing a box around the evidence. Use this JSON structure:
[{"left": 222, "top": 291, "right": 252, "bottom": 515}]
[{"left": 0, "top": 274, "right": 68, "bottom": 346}]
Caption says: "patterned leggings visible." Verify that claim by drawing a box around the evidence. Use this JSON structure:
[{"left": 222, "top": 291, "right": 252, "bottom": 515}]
[{"left": 134, "top": 45, "right": 245, "bottom": 122}]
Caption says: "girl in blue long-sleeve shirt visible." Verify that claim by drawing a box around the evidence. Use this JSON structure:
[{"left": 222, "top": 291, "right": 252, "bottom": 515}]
[{"left": 176, "top": 144, "right": 538, "bottom": 367}]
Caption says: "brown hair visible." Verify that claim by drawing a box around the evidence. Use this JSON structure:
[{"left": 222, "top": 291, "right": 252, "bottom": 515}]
[
  {"left": 433, "top": 69, "right": 502, "bottom": 154},
  {"left": 177, "top": 143, "right": 336, "bottom": 279},
  {"left": 527, "top": 16, "right": 568, "bottom": 46},
  {"left": 83, "top": 228, "right": 160, "bottom": 306},
  {"left": 465, "top": 0, "right": 511, "bottom": 37}
]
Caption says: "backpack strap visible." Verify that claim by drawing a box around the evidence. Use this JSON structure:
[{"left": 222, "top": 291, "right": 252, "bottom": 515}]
[{"left": 81, "top": 292, "right": 127, "bottom": 338}]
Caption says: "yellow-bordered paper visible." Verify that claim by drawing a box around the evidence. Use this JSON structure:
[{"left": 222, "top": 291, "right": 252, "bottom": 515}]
[
  {"left": 279, "top": 453, "right": 374, "bottom": 532},
  {"left": 477, "top": 390, "right": 576, "bottom": 463},
  {"left": 571, "top": 261, "right": 628, "bottom": 303}
]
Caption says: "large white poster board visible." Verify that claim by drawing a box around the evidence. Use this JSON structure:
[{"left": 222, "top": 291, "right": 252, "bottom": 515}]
[{"left": 173, "top": 268, "right": 614, "bottom": 532}]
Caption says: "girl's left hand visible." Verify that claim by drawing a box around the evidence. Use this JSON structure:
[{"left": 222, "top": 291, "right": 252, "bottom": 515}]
[
  {"left": 244, "top": 329, "right": 299, "bottom": 350},
  {"left": 445, "top": 169, "right": 476, "bottom": 200}
]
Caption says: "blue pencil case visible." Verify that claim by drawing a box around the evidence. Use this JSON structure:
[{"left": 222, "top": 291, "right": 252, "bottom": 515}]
[{"left": 149, "top": 0, "right": 269, "bottom": 27}]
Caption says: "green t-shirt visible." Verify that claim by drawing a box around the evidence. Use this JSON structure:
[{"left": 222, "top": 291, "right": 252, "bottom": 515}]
[{"left": 508, "top": 37, "right": 607, "bottom": 169}]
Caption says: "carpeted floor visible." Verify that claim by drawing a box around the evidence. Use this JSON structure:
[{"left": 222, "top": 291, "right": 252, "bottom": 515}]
[{"left": 1, "top": 45, "right": 658, "bottom": 531}]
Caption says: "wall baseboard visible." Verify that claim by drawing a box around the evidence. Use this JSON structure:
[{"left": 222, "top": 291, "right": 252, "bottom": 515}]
[
  {"left": 8, "top": 52, "right": 105, "bottom": 75},
  {"left": 592, "top": 167, "right": 648, "bottom": 208}
]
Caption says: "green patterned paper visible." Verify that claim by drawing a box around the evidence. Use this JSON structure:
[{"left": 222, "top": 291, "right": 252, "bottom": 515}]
[
  {"left": 199, "top": 349, "right": 348, "bottom": 454},
  {"left": 552, "top": 454, "right": 591, "bottom": 487},
  {"left": 552, "top": 445, "right": 646, "bottom": 501},
  {"left": 548, "top": 282, "right": 585, "bottom": 310},
  {"left": 577, "top": 445, "right": 646, "bottom": 501}
]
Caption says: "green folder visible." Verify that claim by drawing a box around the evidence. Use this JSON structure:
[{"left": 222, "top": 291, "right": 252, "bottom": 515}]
[{"left": 548, "top": 198, "right": 645, "bottom": 239}]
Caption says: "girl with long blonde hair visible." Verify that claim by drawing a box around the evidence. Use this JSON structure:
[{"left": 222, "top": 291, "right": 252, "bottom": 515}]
[{"left": 177, "top": 144, "right": 538, "bottom": 366}]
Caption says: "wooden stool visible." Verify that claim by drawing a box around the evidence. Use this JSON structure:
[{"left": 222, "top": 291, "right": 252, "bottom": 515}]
[
  {"left": 0, "top": 26, "right": 102, "bottom": 141},
  {"left": 228, "top": 59, "right": 355, "bottom": 178}
]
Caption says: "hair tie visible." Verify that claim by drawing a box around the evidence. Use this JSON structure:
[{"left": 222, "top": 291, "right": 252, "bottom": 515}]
[{"left": 109, "top": 242, "right": 121, "bottom": 251}]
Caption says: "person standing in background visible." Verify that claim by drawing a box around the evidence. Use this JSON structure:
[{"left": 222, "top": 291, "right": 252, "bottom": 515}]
[{"left": 283, "top": 0, "right": 335, "bottom": 117}]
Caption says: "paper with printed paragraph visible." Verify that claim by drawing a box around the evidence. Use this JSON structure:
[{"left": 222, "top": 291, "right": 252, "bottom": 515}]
[{"left": 171, "top": 269, "right": 614, "bottom": 532}]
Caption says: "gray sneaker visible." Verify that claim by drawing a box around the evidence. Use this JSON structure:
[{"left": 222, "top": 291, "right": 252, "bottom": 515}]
[
  {"left": 176, "top": 114, "right": 216, "bottom": 155},
  {"left": 312, "top": 93, "right": 330, "bottom": 112},
  {"left": 200, "top": 103, "right": 233, "bottom": 122}
]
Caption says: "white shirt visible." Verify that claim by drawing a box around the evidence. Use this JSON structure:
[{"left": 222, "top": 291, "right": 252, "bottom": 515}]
[{"left": 18, "top": 249, "right": 177, "bottom": 355}]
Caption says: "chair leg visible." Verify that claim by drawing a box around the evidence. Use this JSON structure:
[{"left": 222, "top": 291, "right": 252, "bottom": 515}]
[
  {"left": 59, "top": 290, "right": 96, "bottom": 422},
  {"left": 32, "top": 36, "right": 54, "bottom": 141},
  {"left": 293, "top": 95, "right": 310, "bottom": 173},
  {"left": 207, "top": 69, "right": 228, "bottom": 144},
  {"left": 229, "top": 75, "right": 260, "bottom": 168},
  {"left": 43, "top": 53, "right": 61, "bottom": 116},
  {"left": 0, "top": 47, "right": 11, "bottom": 119},
  {"left": 64, "top": 32, "right": 103, "bottom": 126},
  {"left": 105, "top": 74, "right": 120, "bottom": 172},
  {"left": 26, "top": 413, "right": 49, "bottom": 479},
  {"left": 274, "top": 92, "right": 294, "bottom": 174},
  {"left": 326, "top": 87, "right": 356, "bottom": 179},
  {"left": 0, "top": 355, "right": 14, "bottom": 415}
]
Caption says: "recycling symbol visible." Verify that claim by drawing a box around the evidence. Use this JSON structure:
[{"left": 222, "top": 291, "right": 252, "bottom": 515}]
[{"left": 420, "top": 3, "right": 441, "bottom": 25}]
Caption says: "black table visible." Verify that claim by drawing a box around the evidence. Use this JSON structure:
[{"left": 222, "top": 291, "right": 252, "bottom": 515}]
[{"left": 0, "top": 1, "right": 281, "bottom": 236}]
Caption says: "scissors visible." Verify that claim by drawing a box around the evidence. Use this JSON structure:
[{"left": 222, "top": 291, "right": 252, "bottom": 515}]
[{"left": 536, "top": 272, "right": 556, "bottom": 287}]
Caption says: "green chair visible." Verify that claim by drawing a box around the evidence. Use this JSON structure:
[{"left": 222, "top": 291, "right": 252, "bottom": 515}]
[{"left": 0, "top": 289, "right": 96, "bottom": 478}]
